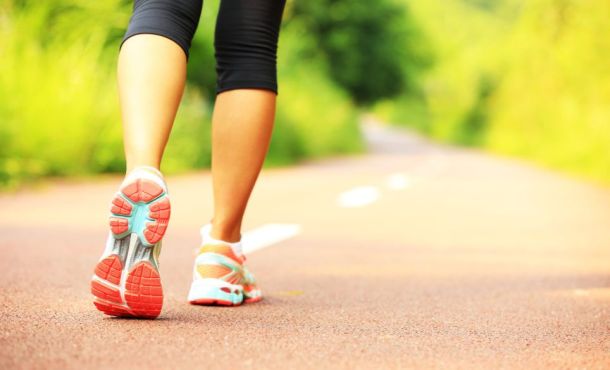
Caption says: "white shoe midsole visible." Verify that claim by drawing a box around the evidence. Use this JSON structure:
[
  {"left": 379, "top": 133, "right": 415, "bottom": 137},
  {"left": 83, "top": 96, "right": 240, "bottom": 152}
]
[{"left": 187, "top": 278, "right": 243, "bottom": 301}]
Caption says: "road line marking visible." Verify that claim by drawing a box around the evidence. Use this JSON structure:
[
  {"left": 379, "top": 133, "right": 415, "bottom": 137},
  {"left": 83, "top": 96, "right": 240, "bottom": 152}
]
[
  {"left": 337, "top": 186, "right": 380, "bottom": 208},
  {"left": 386, "top": 173, "right": 411, "bottom": 190},
  {"left": 573, "top": 289, "right": 588, "bottom": 296},
  {"left": 242, "top": 223, "right": 301, "bottom": 254}
]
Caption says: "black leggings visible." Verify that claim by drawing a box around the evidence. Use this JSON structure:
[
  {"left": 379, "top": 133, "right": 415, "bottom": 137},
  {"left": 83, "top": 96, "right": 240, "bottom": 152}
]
[{"left": 121, "top": 0, "right": 286, "bottom": 94}]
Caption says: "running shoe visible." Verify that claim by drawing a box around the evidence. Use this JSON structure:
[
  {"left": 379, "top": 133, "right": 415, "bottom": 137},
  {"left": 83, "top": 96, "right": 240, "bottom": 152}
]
[
  {"left": 188, "top": 235, "right": 262, "bottom": 306},
  {"left": 91, "top": 168, "right": 170, "bottom": 319}
]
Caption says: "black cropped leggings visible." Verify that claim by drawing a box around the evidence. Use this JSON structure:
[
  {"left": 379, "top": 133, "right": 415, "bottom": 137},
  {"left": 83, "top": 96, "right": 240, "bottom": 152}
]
[{"left": 121, "top": 0, "right": 286, "bottom": 94}]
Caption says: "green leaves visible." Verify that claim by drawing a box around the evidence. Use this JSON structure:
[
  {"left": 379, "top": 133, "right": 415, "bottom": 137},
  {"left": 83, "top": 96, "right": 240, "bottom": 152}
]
[{"left": 289, "top": 0, "right": 431, "bottom": 105}]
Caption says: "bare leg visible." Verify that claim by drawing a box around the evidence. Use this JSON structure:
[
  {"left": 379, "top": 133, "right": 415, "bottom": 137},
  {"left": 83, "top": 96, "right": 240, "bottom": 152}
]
[
  {"left": 118, "top": 34, "right": 187, "bottom": 172},
  {"left": 92, "top": 34, "right": 188, "bottom": 319},
  {"left": 210, "top": 89, "right": 277, "bottom": 242}
]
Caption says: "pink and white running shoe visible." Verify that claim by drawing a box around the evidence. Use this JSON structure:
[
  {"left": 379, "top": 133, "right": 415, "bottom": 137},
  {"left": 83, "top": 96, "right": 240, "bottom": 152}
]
[{"left": 91, "top": 167, "right": 170, "bottom": 319}]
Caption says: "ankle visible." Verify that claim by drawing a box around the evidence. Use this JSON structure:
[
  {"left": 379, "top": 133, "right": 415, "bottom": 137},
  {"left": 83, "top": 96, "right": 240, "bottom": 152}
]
[
  {"left": 209, "top": 220, "right": 242, "bottom": 243},
  {"left": 200, "top": 223, "right": 244, "bottom": 256}
]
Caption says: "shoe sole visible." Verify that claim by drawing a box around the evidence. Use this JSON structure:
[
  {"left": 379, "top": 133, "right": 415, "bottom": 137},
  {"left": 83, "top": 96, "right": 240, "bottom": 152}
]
[
  {"left": 188, "top": 278, "right": 263, "bottom": 306},
  {"left": 91, "top": 179, "right": 170, "bottom": 319}
]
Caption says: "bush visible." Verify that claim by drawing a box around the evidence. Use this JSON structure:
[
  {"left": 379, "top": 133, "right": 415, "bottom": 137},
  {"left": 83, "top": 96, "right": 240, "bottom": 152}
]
[
  {"left": 0, "top": 1, "right": 129, "bottom": 188},
  {"left": 486, "top": 0, "right": 610, "bottom": 183},
  {"left": 0, "top": 0, "right": 366, "bottom": 189},
  {"left": 290, "top": 0, "right": 430, "bottom": 105},
  {"left": 376, "top": 0, "right": 610, "bottom": 184},
  {"left": 269, "top": 16, "right": 364, "bottom": 165}
]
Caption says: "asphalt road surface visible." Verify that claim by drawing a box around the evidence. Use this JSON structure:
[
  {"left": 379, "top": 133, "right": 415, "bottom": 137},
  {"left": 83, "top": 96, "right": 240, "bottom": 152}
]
[{"left": 1, "top": 118, "right": 609, "bottom": 369}]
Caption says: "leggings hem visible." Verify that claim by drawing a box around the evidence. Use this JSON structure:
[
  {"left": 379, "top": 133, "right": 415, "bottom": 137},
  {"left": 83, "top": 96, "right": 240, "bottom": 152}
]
[
  {"left": 216, "top": 81, "right": 279, "bottom": 95},
  {"left": 121, "top": 29, "right": 191, "bottom": 59}
]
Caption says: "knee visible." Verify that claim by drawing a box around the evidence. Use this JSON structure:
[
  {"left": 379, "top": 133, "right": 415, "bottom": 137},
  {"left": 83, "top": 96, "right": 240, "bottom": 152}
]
[
  {"left": 122, "top": 0, "right": 203, "bottom": 58},
  {"left": 214, "top": 0, "right": 286, "bottom": 94}
]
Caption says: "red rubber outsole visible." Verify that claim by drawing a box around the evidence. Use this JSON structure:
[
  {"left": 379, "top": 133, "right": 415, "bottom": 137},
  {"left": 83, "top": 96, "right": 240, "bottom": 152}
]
[
  {"left": 189, "top": 295, "right": 263, "bottom": 306},
  {"left": 91, "top": 256, "right": 163, "bottom": 319},
  {"left": 244, "top": 296, "right": 263, "bottom": 304},
  {"left": 125, "top": 262, "right": 163, "bottom": 318},
  {"left": 121, "top": 179, "right": 163, "bottom": 203},
  {"left": 109, "top": 179, "right": 170, "bottom": 245},
  {"left": 189, "top": 299, "right": 235, "bottom": 306}
]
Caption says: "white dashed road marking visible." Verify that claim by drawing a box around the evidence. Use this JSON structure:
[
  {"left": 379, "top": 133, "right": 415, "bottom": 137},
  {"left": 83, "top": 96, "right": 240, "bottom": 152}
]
[
  {"left": 386, "top": 173, "right": 411, "bottom": 190},
  {"left": 337, "top": 186, "right": 380, "bottom": 208},
  {"left": 242, "top": 223, "right": 302, "bottom": 254}
]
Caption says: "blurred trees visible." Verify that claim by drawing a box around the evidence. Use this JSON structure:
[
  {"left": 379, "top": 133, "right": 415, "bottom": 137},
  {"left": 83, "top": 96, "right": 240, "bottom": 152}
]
[
  {"left": 376, "top": 0, "right": 610, "bottom": 184},
  {"left": 3, "top": 0, "right": 607, "bottom": 188},
  {"left": 289, "top": 0, "right": 431, "bottom": 105},
  {"left": 0, "top": 1, "right": 327, "bottom": 187},
  {"left": 486, "top": 0, "right": 610, "bottom": 182}
]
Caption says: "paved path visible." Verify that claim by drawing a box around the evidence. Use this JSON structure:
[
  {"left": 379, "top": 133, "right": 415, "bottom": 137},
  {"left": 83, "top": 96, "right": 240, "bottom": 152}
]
[{"left": 1, "top": 118, "right": 609, "bottom": 369}]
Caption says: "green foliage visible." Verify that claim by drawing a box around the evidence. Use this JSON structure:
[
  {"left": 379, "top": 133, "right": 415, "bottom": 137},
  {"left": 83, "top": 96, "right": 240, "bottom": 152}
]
[
  {"left": 486, "top": 0, "right": 610, "bottom": 182},
  {"left": 269, "top": 16, "right": 364, "bottom": 165},
  {"left": 0, "top": 0, "right": 366, "bottom": 189},
  {"left": 6, "top": 0, "right": 607, "bottom": 189},
  {"left": 163, "top": 88, "right": 213, "bottom": 172},
  {"left": 290, "top": 0, "right": 431, "bottom": 105},
  {"left": 0, "top": 0, "right": 129, "bottom": 188},
  {"left": 272, "top": 66, "right": 363, "bottom": 165},
  {"left": 376, "top": 0, "right": 610, "bottom": 184},
  {"left": 185, "top": 0, "right": 218, "bottom": 99},
  {"left": 0, "top": 0, "right": 215, "bottom": 187}
]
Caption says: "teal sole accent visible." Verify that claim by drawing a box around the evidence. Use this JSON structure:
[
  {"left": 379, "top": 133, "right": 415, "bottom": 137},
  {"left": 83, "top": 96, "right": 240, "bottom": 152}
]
[{"left": 110, "top": 192, "right": 167, "bottom": 247}]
